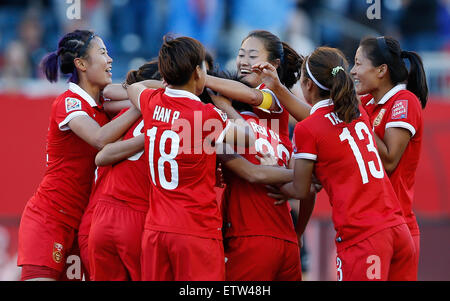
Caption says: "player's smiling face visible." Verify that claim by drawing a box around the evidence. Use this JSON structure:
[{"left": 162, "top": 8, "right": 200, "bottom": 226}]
[
  {"left": 236, "top": 37, "right": 270, "bottom": 88},
  {"left": 351, "top": 46, "right": 380, "bottom": 96},
  {"left": 84, "top": 37, "right": 113, "bottom": 88}
]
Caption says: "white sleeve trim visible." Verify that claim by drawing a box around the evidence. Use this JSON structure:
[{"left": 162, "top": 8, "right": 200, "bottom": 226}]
[
  {"left": 216, "top": 120, "right": 231, "bottom": 144},
  {"left": 58, "top": 111, "right": 89, "bottom": 131},
  {"left": 385, "top": 121, "right": 416, "bottom": 137},
  {"left": 293, "top": 153, "right": 317, "bottom": 161}
]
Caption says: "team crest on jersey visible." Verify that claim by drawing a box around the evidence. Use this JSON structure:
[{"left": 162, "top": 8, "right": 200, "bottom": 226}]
[
  {"left": 373, "top": 108, "right": 386, "bottom": 127},
  {"left": 213, "top": 107, "right": 228, "bottom": 122},
  {"left": 65, "top": 97, "right": 82, "bottom": 113},
  {"left": 391, "top": 100, "right": 408, "bottom": 119},
  {"left": 53, "top": 242, "right": 64, "bottom": 264}
]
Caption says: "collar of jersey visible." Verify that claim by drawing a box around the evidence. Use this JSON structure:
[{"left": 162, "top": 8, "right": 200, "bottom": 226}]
[
  {"left": 310, "top": 99, "right": 333, "bottom": 115},
  {"left": 365, "top": 84, "right": 407, "bottom": 106},
  {"left": 69, "top": 82, "right": 98, "bottom": 107},
  {"left": 164, "top": 87, "right": 201, "bottom": 102}
]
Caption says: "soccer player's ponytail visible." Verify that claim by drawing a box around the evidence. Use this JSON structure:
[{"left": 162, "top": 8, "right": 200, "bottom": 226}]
[
  {"left": 302, "top": 47, "right": 360, "bottom": 123},
  {"left": 40, "top": 30, "right": 96, "bottom": 84},
  {"left": 401, "top": 50, "right": 428, "bottom": 108},
  {"left": 280, "top": 42, "right": 303, "bottom": 90}
]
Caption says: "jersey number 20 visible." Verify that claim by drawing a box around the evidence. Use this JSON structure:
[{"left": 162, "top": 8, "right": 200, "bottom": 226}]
[{"left": 339, "top": 122, "right": 384, "bottom": 184}]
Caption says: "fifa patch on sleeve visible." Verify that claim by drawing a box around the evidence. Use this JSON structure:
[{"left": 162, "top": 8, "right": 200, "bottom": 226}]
[
  {"left": 65, "top": 97, "right": 82, "bottom": 113},
  {"left": 391, "top": 100, "right": 408, "bottom": 119},
  {"left": 214, "top": 107, "right": 228, "bottom": 122}
]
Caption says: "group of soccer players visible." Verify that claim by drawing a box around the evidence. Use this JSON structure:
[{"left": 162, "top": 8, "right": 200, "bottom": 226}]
[{"left": 16, "top": 26, "right": 427, "bottom": 281}]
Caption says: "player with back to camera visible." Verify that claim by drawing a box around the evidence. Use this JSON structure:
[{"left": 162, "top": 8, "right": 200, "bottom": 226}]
[
  {"left": 126, "top": 35, "right": 255, "bottom": 281},
  {"left": 269, "top": 46, "right": 416, "bottom": 281}
]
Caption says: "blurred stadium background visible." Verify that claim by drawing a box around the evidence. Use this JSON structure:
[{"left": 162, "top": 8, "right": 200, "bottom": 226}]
[{"left": 0, "top": 0, "right": 449, "bottom": 281}]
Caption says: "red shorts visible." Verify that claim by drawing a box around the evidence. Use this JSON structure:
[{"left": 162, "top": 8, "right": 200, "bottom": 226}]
[
  {"left": 18, "top": 202, "right": 83, "bottom": 281},
  {"left": 336, "top": 223, "right": 416, "bottom": 281},
  {"left": 225, "top": 236, "right": 302, "bottom": 281},
  {"left": 78, "top": 234, "right": 90, "bottom": 280},
  {"left": 141, "top": 230, "right": 225, "bottom": 281},
  {"left": 88, "top": 199, "right": 146, "bottom": 281}
]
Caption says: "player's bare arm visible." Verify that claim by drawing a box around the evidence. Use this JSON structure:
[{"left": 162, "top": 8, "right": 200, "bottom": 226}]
[
  {"left": 374, "top": 127, "right": 411, "bottom": 174},
  {"left": 209, "top": 93, "right": 255, "bottom": 147},
  {"left": 252, "top": 62, "right": 311, "bottom": 121},
  {"left": 95, "top": 134, "right": 145, "bottom": 166},
  {"left": 126, "top": 80, "right": 165, "bottom": 110},
  {"left": 205, "top": 74, "right": 279, "bottom": 111},
  {"left": 68, "top": 106, "right": 141, "bottom": 150},
  {"left": 217, "top": 143, "right": 293, "bottom": 184}
]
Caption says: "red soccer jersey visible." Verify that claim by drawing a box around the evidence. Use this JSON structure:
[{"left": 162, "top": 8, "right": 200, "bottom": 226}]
[
  {"left": 253, "top": 84, "right": 291, "bottom": 142},
  {"left": 293, "top": 99, "right": 405, "bottom": 251},
  {"left": 224, "top": 112, "right": 297, "bottom": 243},
  {"left": 139, "top": 87, "right": 229, "bottom": 239},
  {"left": 360, "top": 84, "right": 422, "bottom": 236},
  {"left": 78, "top": 165, "right": 111, "bottom": 237},
  {"left": 103, "top": 113, "right": 149, "bottom": 212},
  {"left": 30, "top": 83, "right": 110, "bottom": 228}
]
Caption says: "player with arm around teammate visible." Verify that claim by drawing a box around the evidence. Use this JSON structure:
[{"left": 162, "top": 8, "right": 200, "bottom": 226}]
[
  {"left": 277, "top": 47, "right": 415, "bottom": 281},
  {"left": 17, "top": 30, "right": 141, "bottom": 281}
]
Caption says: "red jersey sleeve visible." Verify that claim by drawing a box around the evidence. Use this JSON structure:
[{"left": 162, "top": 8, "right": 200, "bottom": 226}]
[
  {"left": 138, "top": 88, "right": 158, "bottom": 112},
  {"left": 203, "top": 104, "right": 229, "bottom": 143},
  {"left": 385, "top": 92, "right": 422, "bottom": 137},
  {"left": 55, "top": 96, "right": 91, "bottom": 131},
  {"left": 292, "top": 122, "right": 317, "bottom": 161}
]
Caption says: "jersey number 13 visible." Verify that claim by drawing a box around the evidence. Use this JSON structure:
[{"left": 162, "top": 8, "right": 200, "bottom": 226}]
[{"left": 339, "top": 122, "right": 384, "bottom": 184}]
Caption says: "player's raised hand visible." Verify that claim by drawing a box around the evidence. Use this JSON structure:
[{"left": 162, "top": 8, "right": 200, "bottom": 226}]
[{"left": 252, "top": 62, "right": 281, "bottom": 91}]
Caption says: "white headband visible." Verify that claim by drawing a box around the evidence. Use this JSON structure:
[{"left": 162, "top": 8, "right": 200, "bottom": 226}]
[{"left": 306, "top": 59, "right": 330, "bottom": 91}]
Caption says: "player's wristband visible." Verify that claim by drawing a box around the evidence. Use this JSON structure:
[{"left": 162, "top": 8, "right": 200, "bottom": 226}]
[{"left": 258, "top": 91, "right": 273, "bottom": 110}]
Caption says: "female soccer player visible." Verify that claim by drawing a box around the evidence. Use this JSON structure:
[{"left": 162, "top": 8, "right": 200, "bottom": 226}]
[
  {"left": 274, "top": 46, "right": 416, "bottom": 281},
  {"left": 87, "top": 61, "right": 162, "bottom": 281},
  {"left": 17, "top": 30, "right": 141, "bottom": 281},
  {"left": 205, "top": 30, "right": 311, "bottom": 138},
  {"left": 204, "top": 30, "right": 314, "bottom": 280},
  {"left": 77, "top": 61, "right": 161, "bottom": 281},
  {"left": 126, "top": 36, "right": 254, "bottom": 281},
  {"left": 350, "top": 36, "right": 427, "bottom": 279}
]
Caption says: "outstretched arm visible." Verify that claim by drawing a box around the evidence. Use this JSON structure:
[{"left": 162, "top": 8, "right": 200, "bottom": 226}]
[
  {"left": 127, "top": 80, "right": 165, "bottom": 110},
  {"left": 68, "top": 106, "right": 141, "bottom": 150},
  {"left": 252, "top": 62, "right": 311, "bottom": 121},
  {"left": 95, "top": 134, "right": 145, "bottom": 166},
  {"left": 217, "top": 143, "right": 293, "bottom": 184},
  {"left": 205, "top": 75, "right": 279, "bottom": 111}
]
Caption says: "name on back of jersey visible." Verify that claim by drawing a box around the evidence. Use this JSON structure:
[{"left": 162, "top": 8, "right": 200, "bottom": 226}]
[
  {"left": 153, "top": 105, "right": 180, "bottom": 125},
  {"left": 324, "top": 112, "right": 343, "bottom": 126},
  {"left": 249, "top": 121, "right": 281, "bottom": 142}
]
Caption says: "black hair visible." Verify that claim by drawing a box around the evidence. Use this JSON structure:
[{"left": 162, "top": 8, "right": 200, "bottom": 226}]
[
  {"left": 41, "top": 30, "right": 96, "bottom": 83},
  {"left": 360, "top": 36, "right": 428, "bottom": 108}
]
